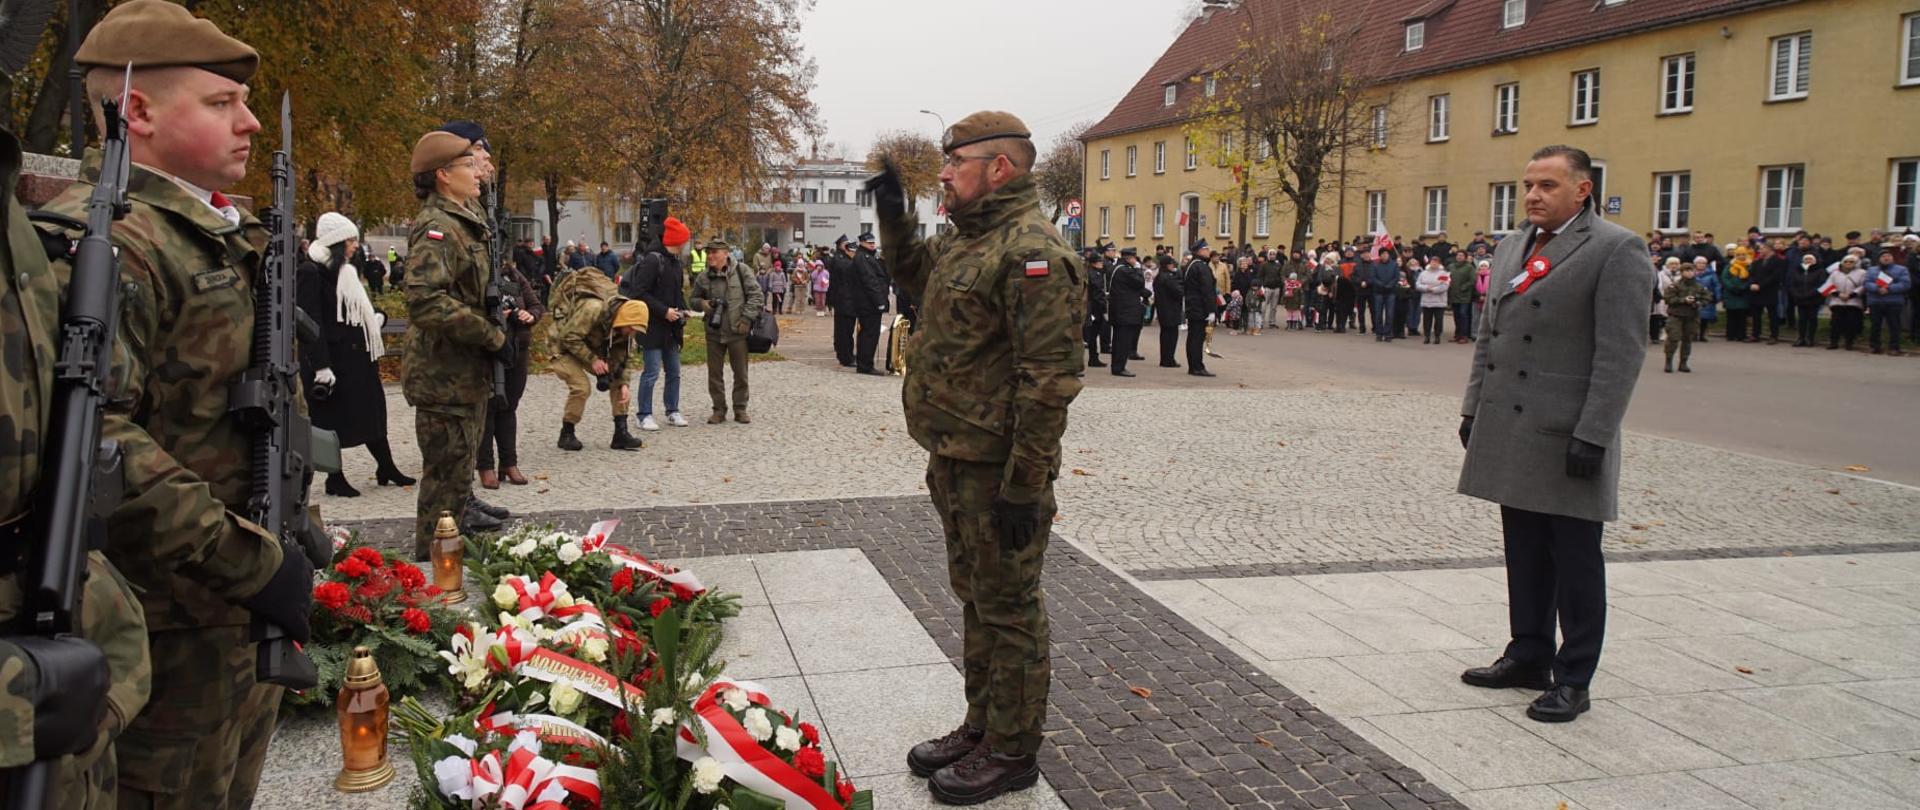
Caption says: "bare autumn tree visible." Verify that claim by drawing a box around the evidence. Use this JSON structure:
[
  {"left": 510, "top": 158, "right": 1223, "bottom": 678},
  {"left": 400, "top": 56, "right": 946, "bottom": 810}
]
[
  {"left": 1034, "top": 120, "right": 1088, "bottom": 224},
  {"left": 864, "top": 130, "right": 941, "bottom": 203}
]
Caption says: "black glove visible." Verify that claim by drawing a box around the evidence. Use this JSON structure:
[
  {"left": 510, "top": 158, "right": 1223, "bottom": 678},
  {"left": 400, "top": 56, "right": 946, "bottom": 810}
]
[
  {"left": 1566, "top": 438, "right": 1606, "bottom": 480},
  {"left": 864, "top": 159, "right": 906, "bottom": 222},
  {"left": 988, "top": 495, "right": 1048, "bottom": 552},
  {"left": 493, "top": 328, "right": 518, "bottom": 366},
  {"left": 7, "top": 637, "right": 111, "bottom": 758},
  {"left": 242, "top": 546, "right": 316, "bottom": 645},
  {"left": 1458, "top": 416, "right": 1474, "bottom": 449}
]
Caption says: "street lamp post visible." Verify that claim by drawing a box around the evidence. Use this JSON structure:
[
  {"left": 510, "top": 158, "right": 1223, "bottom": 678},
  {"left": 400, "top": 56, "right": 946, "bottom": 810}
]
[{"left": 918, "top": 109, "right": 947, "bottom": 138}]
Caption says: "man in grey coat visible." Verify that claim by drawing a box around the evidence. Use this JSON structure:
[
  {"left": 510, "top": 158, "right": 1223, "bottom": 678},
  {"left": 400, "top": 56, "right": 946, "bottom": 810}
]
[{"left": 1456, "top": 145, "right": 1653, "bottom": 724}]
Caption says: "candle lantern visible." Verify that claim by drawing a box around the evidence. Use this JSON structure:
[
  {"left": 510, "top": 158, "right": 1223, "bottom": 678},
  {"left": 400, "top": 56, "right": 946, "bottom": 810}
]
[
  {"left": 431, "top": 510, "right": 465, "bottom": 602},
  {"left": 334, "top": 646, "right": 395, "bottom": 792}
]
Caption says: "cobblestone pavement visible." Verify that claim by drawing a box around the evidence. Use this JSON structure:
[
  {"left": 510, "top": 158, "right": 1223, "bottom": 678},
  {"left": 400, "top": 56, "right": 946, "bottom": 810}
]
[{"left": 319, "top": 361, "right": 1920, "bottom": 578}]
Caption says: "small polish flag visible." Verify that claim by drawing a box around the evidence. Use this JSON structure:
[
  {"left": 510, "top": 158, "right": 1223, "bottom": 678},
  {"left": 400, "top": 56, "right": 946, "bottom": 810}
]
[
  {"left": 1024, "top": 260, "right": 1050, "bottom": 278},
  {"left": 1817, "top": 279, "right": 1837, "bottom": 297},
  {"left": 1875, "top": 274, "right": 1892, "bottom": 291},
  {"left": 426, "top": 230, "right": 446, "bottom": 241}
]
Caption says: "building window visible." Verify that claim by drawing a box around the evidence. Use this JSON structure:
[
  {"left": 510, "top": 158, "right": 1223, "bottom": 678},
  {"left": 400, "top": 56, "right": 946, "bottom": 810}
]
[
  {"left": 1217, "top": 202, "right": 1232, "bottom": 237},
  {"left": 1125, "top": 205, "right": 1137, "bottom": 238},
  {"left": 1255, "top": 198, "right": 1270, "bottom": 237},
  {"left": 856, "top": 190, "right": 873, "bottom": 206},
  {"left": 1405, "top": 21, "right": 1425, "bottom": 52},
  {"left": 800, "top": 188, "right": 819, "bottom": 203},
  {"left": 1570, "top": 69, "right": 1600, "bottom": 125},
  {"left": 861, "top": 222, "right": 873, "bottom": 237},
  {"left": 1770, "top": 32, "right": 1812, "bottom": 101},
  {"left": 1661, "top": 54, "right": 1695, "bottom": 114},
  {"left": 1424, "top": 187, "right": 1448, "bottom": 235},
  {"left": 1154, "top": 141, "right": 1167, "bottom": 174},
  {"left": 614, "top": 222, "right": 634, "bottom": 244},
  {"left": 827, "top": 188, "right": 846, "bottom": 204},
  {"left": 1760, "top": 164, "right": 1805, "bottom": 232},
  {"left": 1494, "top": 83, "right": 1520, "bottom": 134},
  {"left": 1654, "top": 172, "right": 1691, "bottom": 233},
  {"left": 1503, "top": 0, "right": 1526, "bottom": 29},
  {"left": 1902, "top": 13, "right": 1920, "bottom": 86},
  {"left": 1126, "top": 145, "right": 1137, "bottom": 177},
  {"left": 1370, "top": 105, "right": 1388, "bottom": 148},
  {"left": 1185, "top": 138, "right": 1197, "bottom": 171},
  {"left": 1205, "top": 75, "right": 1217, "bottom": 97},
  {"left": 1428, "top": 94, "right": 1450, "bottom": 142},
  {"left": 1099, "top": 206, "right": 1111, "bottom": 238},
  {"left": 1891, "top": 159, "right": 1918, "bottom": 231},
  {"left": 1257, "top": 137, "right": 1272, "bottom": 161},
  {"left": 1153, "top": 204, "right": 1165, "bottom": 238},
  {"left": 1217, "top": 132, "right": 1232, "bottom": 167},
  {"left": 1490, "top": 183, "right": 1518, "bottom": 233},
  {"left": 1163, "top": 84, "right": 1176, "bottom": 107},
  {"left": 1366, "top": 191, "right": 1386, "bottom": 235},
  {"left": 1099, "top": 149, "right": 1110, "bottom": 180}
]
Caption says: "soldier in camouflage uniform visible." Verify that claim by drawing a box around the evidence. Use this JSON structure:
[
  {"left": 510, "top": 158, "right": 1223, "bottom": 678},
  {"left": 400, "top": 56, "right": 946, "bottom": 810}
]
[
  {"left": 546, "top": 268, "right": 648, "bottom": 450},
  {"left": 869, "top": 111, "right": 1084, "bottom": 805},
  {"left": 0, "top": 112, "right": 152, "bottom": 808},
  {"left": 36, "top": 4, "right": 321, "bottom": 808},
  {"left": 400, "top": 130, "right": 508, "bottom": 560}
]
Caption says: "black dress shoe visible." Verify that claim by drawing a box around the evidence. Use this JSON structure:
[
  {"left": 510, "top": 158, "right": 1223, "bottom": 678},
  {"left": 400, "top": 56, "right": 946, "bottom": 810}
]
[
  {"left": 1460, "top": 656, "right": 1553, "bottom": 690},
  {"left": 1526, "top": 684, "right": 1591, "bottom": 723},
  {"left": 324, "top": 473, "right": 361, "bottom": 498},
  {"left": 467, "top": 496, "right": 510, "bottom": 520},
  {"left": 1111, "top": 369, "right": 1136, "bottom": 377},
  {"left": 460, "top": 507, "right": 503, "bottom": 534},
  {"left": 1130, "top": 354, "right": 1146, "bottom": 360},
  {"left": 929, "top": 747, "right": 1039, "bottom": 805},
  {"left": 376, "top": 467, "right": 417, "bottom": 487},
  {"left": 1159, "top": 362, "right": 1180, "bottom": 368},
  {"left": 1188, "top": 369, "right": 1215, "bottom": 377},
  {"left": 857, "top": 368, "right": 887, "bottom": 376},
  {"left": 907, "top": 724, "right": 983, "bottom": 778}
]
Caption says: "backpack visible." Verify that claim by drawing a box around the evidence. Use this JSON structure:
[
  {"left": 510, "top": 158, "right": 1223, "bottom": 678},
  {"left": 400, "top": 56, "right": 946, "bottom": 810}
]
[{"left": 549, "top": 268, "right": 621, "bottom": 327}]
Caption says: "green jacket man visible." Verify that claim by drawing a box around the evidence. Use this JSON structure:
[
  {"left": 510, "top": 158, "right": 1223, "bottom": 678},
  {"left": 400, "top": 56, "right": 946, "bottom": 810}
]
[{"left": 687, "top": 241, "right": 763, "bottom": 422}]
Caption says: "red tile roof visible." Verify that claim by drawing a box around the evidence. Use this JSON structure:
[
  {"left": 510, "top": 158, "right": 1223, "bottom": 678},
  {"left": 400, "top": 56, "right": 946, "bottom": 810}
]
[{"left": 1083, "top": 0, "right": 1801, "bottom": 142}]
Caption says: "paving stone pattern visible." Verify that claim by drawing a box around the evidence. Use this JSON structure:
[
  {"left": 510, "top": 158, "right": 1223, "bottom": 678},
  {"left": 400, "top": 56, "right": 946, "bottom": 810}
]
[{"left": 338, "top": 496, "right": 1469, "bottom": 810}]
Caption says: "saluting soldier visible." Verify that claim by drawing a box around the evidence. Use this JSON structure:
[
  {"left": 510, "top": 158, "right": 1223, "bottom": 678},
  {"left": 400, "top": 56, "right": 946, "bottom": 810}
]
[
  {"left": 38, "top": 3, "right": 318, "bottom": 807},
  {"left": 401, "top": 131, "right": 509, "bottom": 559},
  {"left": 867, "top": 111, "right": 1084, "bottom": 805}
]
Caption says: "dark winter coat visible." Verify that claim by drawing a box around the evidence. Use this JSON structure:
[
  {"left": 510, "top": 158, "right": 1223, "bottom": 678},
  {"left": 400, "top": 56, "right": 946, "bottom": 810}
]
[
  {"left": 296, "top": 257, "right": 388, "bottom": 448},
  {"left": 1109, "top": 261, "right": 1149, "bottom": 326},
  {"left": 619, "top": 248, "right": 689, "bottom": 349},
  {"left": 1182, "top": 257, "right": 1218, "bottom": 320}
]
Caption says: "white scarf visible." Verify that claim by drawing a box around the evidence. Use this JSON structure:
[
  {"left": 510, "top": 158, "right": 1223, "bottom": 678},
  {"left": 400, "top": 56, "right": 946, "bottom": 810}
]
[{"left": 335, "top": 260, "right": 385, "bottom": 361}]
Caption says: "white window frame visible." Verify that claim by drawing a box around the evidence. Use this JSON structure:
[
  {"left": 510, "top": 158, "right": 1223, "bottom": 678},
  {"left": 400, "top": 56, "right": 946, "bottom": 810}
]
[
  {"left": 1405, "top": 21, "right": 1425, "bottom": 52},
  {"left": 1428, "top": 94, "right": 1450, "bottom": 142},
  {"left": 1099, "top": 149, "right": 1110, "bottom": 180},
  {"left": 1424, "top": 187, "right": 1449, "bottom": 235},
  {"left": 1653, "top": 172, "right": 1691, "bottom": 234},
  {"left": 1366, "top": 191, "right": 1387, "bottom": 235},
  {"left": 1255, "top": 197, "right": 1270, "bottom": 237},
  {"left": 1125, "top": 205, "right": 1137, "bottom": 239},
  {"left": 1217, "top": 132, "right": 1233, "bottom": 167},
  {"left": 1152, "top": 204, "right": 1166, "bottom": 238},
  {"left": 1184, "top": 137, "right": 1197, "bottom": 171},
  {"left": 1661, "top": 53, "right": 1696, "bottom": 114},
  {"left": 1759, "top": 164, "right": 1805, "bottom": 233},
  {"left": 1902, "top": 13, "right": 1920, "bottom": 87},
  {"left": 1503, "top": 0, "right": 1526, "bottom": 29},
  {"left": 1153, "top": 141, "right": 1166, "bottom": 174},
  {"left": 1490, "top": 183, "right": 1518, "bottom": 233},
  {"left": 827, "top": 188, "right": 846, "bottom": 204},
  {"left": 1126, "top": 145, "right": 1137, "bottom": 177},
  {"left": 1099, "top": 207, "right": 1111, "bottom": 238},
  {"left": 1163, "top": 84, "right": 1177, "bottom": 107},
  {"left": 1890, "top": 159, "right": 1919, "bottom": 231},
  {"left": 1257, "top": 137, "right": 1272, "bottom": 161},
  {"left": 1217, "top": 202, "right": 1232, "bottom": 237},
  {"left": 1570, "top": 69, "right": 1600, "bottom": 125},
  {"left": 1205, "top": 75, "right": 1217, "bottom": 97},
  {"left": 1494, "top": 83, "right": 1520, "bottom": 134},
  {"left": 1769, "top": 32, "right": 1812, "bottom": 101},
  {"left": 1370, "top": 105, "right": 1388, "bottom": 149}
]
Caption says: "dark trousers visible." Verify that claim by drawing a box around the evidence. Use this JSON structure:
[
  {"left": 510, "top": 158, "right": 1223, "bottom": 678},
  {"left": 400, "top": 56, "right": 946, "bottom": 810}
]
[
  {"left": 1420, "top": 307, "right": 1445, "bottom": 341},
  {"left": 1758, "top": 299, "right": 1783, "bottom": 339},
  {"left": 1084, "top": 312, "right": 1110, "bottom": 355},
  {"left": 1354, "top": 293, "right": 1371, "bottom": 332},
  {"left": 1725, "top": 308, "right": 1750, "bottom": 342},
  {"left": 1332, "top": 303, "right": 1352, "bottom": 332},
  {"left": 1452, "top": 302, "right": 1473, "bottom": 339},
  {"left": 1185, "top": 316, "right": 1207, "bottom": 371},
  {"left": 1870, "top": 305, "right": 1905, "bottom": 351},
  {"left": 1110, "top": 324, "right": 1141, "bottom": 373},
  {"left": 854, "top": 311, "right": 883, "bottom": 371},
  {"left": 1793, "top": 302, "right": 1821, "bottom": 344},
  {"left": 1370, "top": 295, "right": 1393, "bottom": 336},
  {"left": 833, "top": 313, "right": 857, "bottom": 366},
  {"left": 1158, "top": 316, "right": 1181, "bottom": 365},
  {"left": 1500, "top": 505, "right": 1607, "bottom": 687},
  {"left": 477, "top": 354, "right": 530, "bottom": 470},
  {"left": 1399, "top": 297, "right": 1416, "bottom": 336},
  {"left": 1830, "top": 307, "right": 1863, "bottom": 348}
]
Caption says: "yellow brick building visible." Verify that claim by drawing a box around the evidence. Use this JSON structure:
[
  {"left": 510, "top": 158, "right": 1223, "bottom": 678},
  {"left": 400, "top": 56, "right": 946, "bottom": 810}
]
[{"left": 1083, "top": 0, "right": 1920, "bottom": 253}]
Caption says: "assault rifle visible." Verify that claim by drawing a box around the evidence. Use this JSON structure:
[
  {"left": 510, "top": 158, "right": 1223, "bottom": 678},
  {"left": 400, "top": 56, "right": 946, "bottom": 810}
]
[
  {"left": 227, "top": 93, "right": 338, "bottom": 690},
  {"left": 483, "top": 180, "right": 515, "bottom": 403},
  {"left": 6, "top": 65, "right": 132, "bottom": 810}
]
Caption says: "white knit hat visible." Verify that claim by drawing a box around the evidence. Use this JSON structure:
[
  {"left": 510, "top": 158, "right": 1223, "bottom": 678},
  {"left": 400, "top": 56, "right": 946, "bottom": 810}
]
[{"left": 307, "top": 212, "right": 359, "bottom": 262}]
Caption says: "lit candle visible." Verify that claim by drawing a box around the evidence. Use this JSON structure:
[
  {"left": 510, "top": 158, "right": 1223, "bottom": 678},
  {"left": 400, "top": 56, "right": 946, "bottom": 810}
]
[
  {"left": 431, "top": 511, "right": 466, "bottom": 603},
  {"left": 335, "top": 646, "right": 395, "bottom": 792}
]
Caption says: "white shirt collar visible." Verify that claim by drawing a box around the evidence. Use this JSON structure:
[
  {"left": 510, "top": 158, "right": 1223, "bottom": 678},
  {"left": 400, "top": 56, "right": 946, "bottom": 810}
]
[
  {"left": 140, "top": 162, "right": 241, "bottom": 226},
  {"left": 1539, "top": 209, "right": 1583, "bottom": 237}
]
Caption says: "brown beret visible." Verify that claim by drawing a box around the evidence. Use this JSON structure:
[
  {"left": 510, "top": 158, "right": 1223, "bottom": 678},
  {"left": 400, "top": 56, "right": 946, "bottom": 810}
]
[
  {"left": 942, "top": 111, "right": 1031, "bottom": 152},
  {"left": 410, "top": 131, "right": 472, "bottom": 174},
  {"left": 703, "top": 239, "right": 732, "bottom": 252},
  {"left": 76, "top": 0, "right": 259, "bottom": 84}
]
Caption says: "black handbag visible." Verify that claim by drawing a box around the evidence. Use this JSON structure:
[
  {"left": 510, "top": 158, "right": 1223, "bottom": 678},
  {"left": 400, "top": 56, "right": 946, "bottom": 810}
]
[{"left": 746, "top": 309, "right": 779, "bottom": 354}]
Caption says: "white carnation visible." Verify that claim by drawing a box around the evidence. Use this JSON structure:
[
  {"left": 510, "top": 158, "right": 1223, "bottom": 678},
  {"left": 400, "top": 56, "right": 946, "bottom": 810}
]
[
  {"left": 650, "top": 708, "right": 677, "bottom": 730},
  {"left": 774, "top": 726, "right": 801, "bottom": 752},
  {"left": 743, "top": 708, "right": 773, "bottom": 741},
  {"left": 542, "top": 531, "right": 570, "bottom": 548},
  {"left": 508, "top": 539, "right": 538, "bottom": 559},
  {"left": 691, "top": 756, "right": 725, "bottom": 794},
  {"left": 557, "top": 541, "right": 584, "bottom": 564},
  {"left": 721, "top": 687, "right": 749, "bottom": 712}
]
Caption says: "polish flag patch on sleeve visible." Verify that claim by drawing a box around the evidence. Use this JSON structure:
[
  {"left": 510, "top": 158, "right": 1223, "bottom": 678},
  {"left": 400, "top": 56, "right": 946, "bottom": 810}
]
[
  {"left": 426, "top": 230, "right": 446, "bottom": 241},
  {"left": 1024, "top": 259, "right": 1050, "bottom": 278}
]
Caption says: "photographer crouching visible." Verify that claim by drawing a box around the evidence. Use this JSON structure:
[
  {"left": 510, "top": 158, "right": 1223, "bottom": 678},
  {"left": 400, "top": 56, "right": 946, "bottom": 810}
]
[{"left": 547, "top": 268, "right": 649, "bottom": 451}]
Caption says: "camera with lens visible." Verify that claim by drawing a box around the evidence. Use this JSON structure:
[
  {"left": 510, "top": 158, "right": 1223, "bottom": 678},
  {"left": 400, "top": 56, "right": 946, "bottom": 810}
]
[{"left": 594, "top": 372, "right": 614, "bottom": 392}]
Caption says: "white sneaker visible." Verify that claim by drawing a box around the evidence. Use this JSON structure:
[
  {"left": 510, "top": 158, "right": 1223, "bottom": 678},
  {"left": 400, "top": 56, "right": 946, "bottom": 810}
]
[
  {"left": 665, "top": 412, "right": 689, "bottom": 427},
  {"left": 638, "top": 415, "right": 661, "bottom": 431}
]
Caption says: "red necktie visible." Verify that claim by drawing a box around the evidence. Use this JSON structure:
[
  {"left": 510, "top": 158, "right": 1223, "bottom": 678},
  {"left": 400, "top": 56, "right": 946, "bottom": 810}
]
[{"left": 1530, "top": 231, "right": 1555, "bottom": 259}]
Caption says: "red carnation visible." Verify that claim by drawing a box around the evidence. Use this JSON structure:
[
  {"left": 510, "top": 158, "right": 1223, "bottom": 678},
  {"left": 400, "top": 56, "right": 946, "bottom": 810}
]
[
  {"left": 611, "top": 568, "right": 635, "bottom": 595},
  {"left": 426, "top": 585, "right": 444, "bottom": 597},
  {"left": 798, "top": 722, "right": 820, "bottom": 747},
  {"left": 794, "top": 747, "right": 826, "bottom": 779},
  {"left": 351, "top": 547, "right": 385, "bottom": 568},
  {"left": 393, "top": 562, "right": 426, "bottom": 590},
  {"left": 314, "top": 582, "right": 351, "bottom": 611},
  {"left": 611, "top": 711, "right": 632, "bottom": 741},
  {"left": 334, "top": 557, "right": 371, "bottom": 579},
  {"left": 648, "top": 597, "right": 671, "bottom": 618},
  {"left": 837, "top": 775, "right": 855, "bottom": 803},
  {"left": 670, "top": 583, "right": 699, "bottom": 602},
  {"left": 402, "top": 608, "right": 432, "bottom": 634}
]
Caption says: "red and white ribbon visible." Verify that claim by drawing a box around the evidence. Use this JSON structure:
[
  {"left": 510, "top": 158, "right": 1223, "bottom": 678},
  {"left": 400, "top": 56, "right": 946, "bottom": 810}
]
[
  {"left": 675, "top": 678, "right": 839, "bottom": 810},
  {"left": 439, "top": 731, "right": 602, "bottom": 810},
  {"left": 605, "top": 546, "right": 706, "bottom": 596}
]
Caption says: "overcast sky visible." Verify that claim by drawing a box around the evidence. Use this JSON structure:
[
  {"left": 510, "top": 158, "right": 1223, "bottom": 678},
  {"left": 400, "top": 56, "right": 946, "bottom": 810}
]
[{"left": 797, "top": 0, "right": 1192, "bottom": 158}]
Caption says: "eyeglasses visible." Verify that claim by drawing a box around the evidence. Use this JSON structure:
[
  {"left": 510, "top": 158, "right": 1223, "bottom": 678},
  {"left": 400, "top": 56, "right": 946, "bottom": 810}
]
[
  {"left": 942, "top": 153, "right": 1000, "bottom": 168},
  {"left": 444, "top": 159, "right": 479, "bottom": 172}
]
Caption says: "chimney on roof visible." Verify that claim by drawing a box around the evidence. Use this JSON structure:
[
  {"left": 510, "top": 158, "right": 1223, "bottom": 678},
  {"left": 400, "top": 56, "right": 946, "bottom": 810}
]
[{"left": 1198, "top": 0, "right": 1236, "bottom": 21}]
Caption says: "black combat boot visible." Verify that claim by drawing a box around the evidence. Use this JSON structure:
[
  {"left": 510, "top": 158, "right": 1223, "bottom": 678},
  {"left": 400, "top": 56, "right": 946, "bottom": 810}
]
[
  {"left": 558, "top": 422, "right": 583, "bottom": 451},
  {"left": 1085, "top": 348, "right": 1105, "bottom": 368},
  {"left": 468, "top": 495, "right": 510, "bottom": 520},
  {"left": 907, "top": 724, "right": 983, "bottom": 778},
  {"left": 928, "top": 746, "right": 1040, "bottom": 805},
  {"left": 610, "top": 417, "right": 644, "bottom": 451}
]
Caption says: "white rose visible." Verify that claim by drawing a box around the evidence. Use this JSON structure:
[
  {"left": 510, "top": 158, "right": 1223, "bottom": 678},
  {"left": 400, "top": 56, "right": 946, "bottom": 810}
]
[
  {"left": 580, "top": 636, "right": 609, "bottom": 663},
  {"left": 492, "top": 583, "right": 518, "bottom": 609},
  {"left": 774, "top": 726, "right": 801, "bottom": 752},
  {"left": 650, "top": 708, "right": 677, "bottom": 730},
  {"left": 549, "top": 682, "right": 583, "bottom": 715},
  {"left": 743, "top": 708, "right": 773, "bottom": 742},
  {"left": 542, "top": 531, "right": 570, "bottom": 548},
  {"left": 509, "top": 539, "right": 538, "bottom": 559},
  {"left": 691, "top": 757, "right": 725, "bottom": 794},
  {"left": 684, "top": 673, "right": 707, "bottom": 692},
  {"left": 557, "top": 542, "right": 583, "bottom": 564},
  {"left": 721, "top": 688, "right": 749, "bottom": 712}
]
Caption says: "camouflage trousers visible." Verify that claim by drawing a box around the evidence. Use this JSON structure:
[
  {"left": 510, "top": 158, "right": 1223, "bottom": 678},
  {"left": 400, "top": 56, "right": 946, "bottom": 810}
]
[
  {"left": 551, "top": 355, "right": 628, "bottom": 425},
  {"left": 926, "top": 455, "right": 1052, "bottom": 756},
  {"left": 114, "top": 625, "right": 278, "bottom": 810},
  {"left": 414, "top": 403, "right": 484, "bottom": 558},
  {"left": 0, "top": 554, "right": 152, "bottom": 809}
]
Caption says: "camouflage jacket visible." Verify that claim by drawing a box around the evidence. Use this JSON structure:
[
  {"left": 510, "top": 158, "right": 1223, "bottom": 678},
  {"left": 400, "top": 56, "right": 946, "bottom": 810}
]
[
  {"left": 687, "top": 259, "right": 764, "bottom": 342},
  {"left": 0, "top": 130, "right": 152, "bottom": 767},
  {"left": 401, "top": 193, "right": 503, "bottom": 408},
  {"left": 880, "top": 175, "right": 1085, "bottom": 503},
  {"left": 38, "top": 151, "right": 286, "bottom": 633},
  {"left": 548, "top": 269, "right": 636, "bottom": 373}
]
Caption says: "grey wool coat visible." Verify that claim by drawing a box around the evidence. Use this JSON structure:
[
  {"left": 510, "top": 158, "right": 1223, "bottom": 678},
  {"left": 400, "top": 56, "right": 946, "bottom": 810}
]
[{"left": 1458, "top": 209, "right": 1653, "bottom": 522}]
